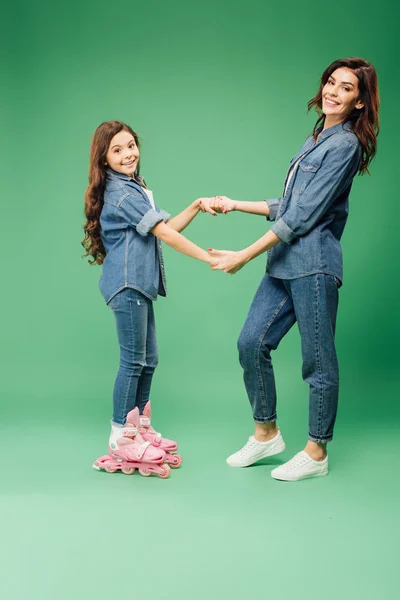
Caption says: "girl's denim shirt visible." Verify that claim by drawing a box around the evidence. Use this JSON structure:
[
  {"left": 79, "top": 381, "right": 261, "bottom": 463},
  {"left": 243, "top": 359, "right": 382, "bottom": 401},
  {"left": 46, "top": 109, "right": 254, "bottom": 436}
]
[
  {"left": 99, "top": 169, "right": 170, "bottom": 304},
  {"left": 266, "top": 121, "right": 362, "bottom": 285}
]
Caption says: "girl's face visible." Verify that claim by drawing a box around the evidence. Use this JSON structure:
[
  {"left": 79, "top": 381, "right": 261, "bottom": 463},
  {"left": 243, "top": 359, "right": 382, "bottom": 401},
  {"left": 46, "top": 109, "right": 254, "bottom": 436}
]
[
  {"left": 106, "top": 130, "right": 140, "bottom": 177},
  {"left": 322, "top": 67, "right": 364, "bottom": 122}
]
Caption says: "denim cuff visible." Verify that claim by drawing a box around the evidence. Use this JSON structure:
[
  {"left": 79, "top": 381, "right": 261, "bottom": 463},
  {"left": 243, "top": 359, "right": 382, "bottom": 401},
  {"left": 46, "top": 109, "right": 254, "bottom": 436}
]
[
  {"left": 136, "top": 209, "right": 171, "bottom": 236},
  {"left": 266, "top": 199, "right": 280, "bottom": 221},
  {"left": 271, "top": 218, "right": 297, "bottom": 244}
]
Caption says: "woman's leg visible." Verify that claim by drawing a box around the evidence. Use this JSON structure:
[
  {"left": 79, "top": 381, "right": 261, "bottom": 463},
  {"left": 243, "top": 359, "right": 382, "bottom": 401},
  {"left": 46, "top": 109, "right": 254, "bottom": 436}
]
[
  {"left": 270, "top": 275, "right": 338, "bottom": 481},
  {"left": 288, "top": 274, "right": 339, "bottom": 449},
  {"left": 110, "top": 288, "right": 149, "bottom": 425},
  {"left": 135, "top": 299, "right": 158, "bottom": 414},
  {"left": 227, "top": 275, "right": 296, "bottom": 467},
  {"left": 237, "top": 274, "right": 297, "bottom": 435}
]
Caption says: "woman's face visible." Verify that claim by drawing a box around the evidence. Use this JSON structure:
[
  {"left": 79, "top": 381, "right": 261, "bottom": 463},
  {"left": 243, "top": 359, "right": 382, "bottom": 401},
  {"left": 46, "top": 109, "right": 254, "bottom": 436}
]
[
  {"left": 322, "top": 67, "right": 364, "bottom": 122},
  {"left": 106, "top": 130, "right": 140, "bottom": 177}
]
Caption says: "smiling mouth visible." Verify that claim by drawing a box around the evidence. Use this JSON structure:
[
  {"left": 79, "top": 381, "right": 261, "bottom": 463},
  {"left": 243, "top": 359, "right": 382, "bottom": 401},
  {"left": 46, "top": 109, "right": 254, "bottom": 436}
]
[
  {"left": 324, "top": 98, "right": 340, "bottom": 107},
  {"left": 123, "top": 160, "right": 136, "bottom": 166}
]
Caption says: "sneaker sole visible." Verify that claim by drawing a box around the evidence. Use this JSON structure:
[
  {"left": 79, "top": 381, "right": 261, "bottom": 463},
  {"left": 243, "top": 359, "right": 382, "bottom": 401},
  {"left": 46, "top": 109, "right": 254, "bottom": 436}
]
[
  {"left": 271, "top": 468, "right": 329, "bottom": 482},
  {"left": 227, "top": 440, "right": 286, "bottom": 468}
]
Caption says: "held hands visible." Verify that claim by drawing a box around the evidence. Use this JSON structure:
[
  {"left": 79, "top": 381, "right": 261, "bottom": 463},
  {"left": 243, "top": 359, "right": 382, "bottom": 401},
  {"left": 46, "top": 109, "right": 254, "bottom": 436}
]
[
  {"left": 197, "top": 195, "right": 246, "bottom": 274},
  {"left": 198, "top": 196, "right": 237, "bottom": 216},
  {"left": 207, "top": 249, "right": 248, "bottom": 274}
]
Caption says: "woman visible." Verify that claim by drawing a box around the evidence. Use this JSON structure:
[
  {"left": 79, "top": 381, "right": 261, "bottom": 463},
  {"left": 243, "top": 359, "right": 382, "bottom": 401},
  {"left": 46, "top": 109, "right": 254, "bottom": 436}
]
[{"left": 203, "top": 57, "right": 380, "bottom": 481}]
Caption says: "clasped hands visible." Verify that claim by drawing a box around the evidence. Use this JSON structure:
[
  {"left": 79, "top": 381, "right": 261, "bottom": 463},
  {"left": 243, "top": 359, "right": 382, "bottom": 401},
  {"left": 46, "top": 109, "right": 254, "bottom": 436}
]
[{"left": 197, "top": 196, "right": 248, "bottom": 275}]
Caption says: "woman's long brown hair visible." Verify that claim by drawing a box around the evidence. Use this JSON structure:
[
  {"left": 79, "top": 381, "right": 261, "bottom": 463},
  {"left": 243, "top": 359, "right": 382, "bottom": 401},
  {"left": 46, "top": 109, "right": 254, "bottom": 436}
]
[
  {"left": 82, "top": 121, "right": 141, "bottom": 265},
  {"left": 308, "top": 57, "right": 380, "bottom": 174}
]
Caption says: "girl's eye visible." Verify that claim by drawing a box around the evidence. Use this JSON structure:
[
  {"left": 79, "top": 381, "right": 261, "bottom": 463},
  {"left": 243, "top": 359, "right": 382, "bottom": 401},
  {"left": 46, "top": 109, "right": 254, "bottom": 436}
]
[
  {"left": 129, "top": 143, "right": 136, "bottom": 149},
  {"left": 114, "top": 149, "right": 120, "bottom": 153}
]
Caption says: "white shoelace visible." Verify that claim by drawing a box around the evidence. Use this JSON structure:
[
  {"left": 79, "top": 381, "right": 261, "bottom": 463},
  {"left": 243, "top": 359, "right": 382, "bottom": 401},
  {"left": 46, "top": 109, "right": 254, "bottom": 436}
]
[
  {"left": 284, "top": 452, "right": 310, "bottom": 471},
  {"left": 239, "top": 437, "right": 257, "bottom": 455}
]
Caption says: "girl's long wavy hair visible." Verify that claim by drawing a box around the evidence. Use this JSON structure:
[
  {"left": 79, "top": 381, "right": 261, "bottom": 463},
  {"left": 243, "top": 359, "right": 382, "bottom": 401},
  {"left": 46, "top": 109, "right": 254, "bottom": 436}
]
[
  {"left": 82, "top": 121, "right": 142, "bottom": 265},
  {"left": 308, "top": 57, "right": 380, "bottom": 175}
]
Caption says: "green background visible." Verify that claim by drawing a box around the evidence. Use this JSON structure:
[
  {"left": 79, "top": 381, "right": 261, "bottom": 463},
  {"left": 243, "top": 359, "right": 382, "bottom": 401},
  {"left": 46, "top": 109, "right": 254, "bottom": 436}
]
[{"left": 1, "top": 0, "right": 399, "bottom": 598}]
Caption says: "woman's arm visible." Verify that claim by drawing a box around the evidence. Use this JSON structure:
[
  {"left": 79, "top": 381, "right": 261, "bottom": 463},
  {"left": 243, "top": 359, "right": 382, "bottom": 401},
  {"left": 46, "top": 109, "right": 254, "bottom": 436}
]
[
  {"left": 151, "top": 220, "right": 215, "bottom": 265},
  {"left": 166, "top": 198, "right": 217, "bottom": 233},
  {"left": 201, "top": 196, "right": 277, "bottom": 217},
  {"left": 209, "top": 229, "right": 281, "bottom": 274}
]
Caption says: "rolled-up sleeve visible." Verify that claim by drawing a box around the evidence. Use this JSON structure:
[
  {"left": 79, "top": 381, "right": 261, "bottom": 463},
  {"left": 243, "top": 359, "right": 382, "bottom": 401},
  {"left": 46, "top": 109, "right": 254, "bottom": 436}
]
[
  {"left": 119, "top": 194, "right": 171, "bottom": 237},
  {"left": 266, "top": 199, "right": 280, "bottom": 221},
  {"left": 272, "top": 142, "right": 360, "bottom": 244},
  {"left": 137, "top": 209, "right": 171, "bottom": 236}
]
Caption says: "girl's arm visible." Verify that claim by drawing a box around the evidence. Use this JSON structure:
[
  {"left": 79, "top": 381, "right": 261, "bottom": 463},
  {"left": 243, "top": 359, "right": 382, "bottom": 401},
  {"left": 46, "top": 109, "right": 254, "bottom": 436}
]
[
  {"left": 151, "top": 221, "right": 215, "bottom": 265},
  {"left": 166, "top": 199, "right": 217, "bottom": 233},
  {"left": 201, "top": 196, "right": 274, "bottom": 217},
  {"left": 209, "top": 229, "right": 281, "bottom": 274}
]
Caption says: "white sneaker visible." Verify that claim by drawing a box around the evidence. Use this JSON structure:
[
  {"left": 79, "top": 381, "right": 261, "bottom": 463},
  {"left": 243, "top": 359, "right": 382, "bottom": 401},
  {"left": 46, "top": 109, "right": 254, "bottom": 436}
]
[
  {"left": 226, "top": 431, "right": 286, "bottom": 467},
  {"left": 271, "top": 450, "right": 328, "bottom": 481}
]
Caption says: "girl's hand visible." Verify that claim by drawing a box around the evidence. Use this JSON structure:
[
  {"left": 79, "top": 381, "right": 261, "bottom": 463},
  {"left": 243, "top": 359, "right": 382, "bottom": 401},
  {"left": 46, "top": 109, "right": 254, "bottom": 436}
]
[
  {"left": 197, "top": 197, "right": 218, "bottom": 216},
  {"left": 211, "top": 196, "right": 237, "bottom": 214},
  {"left": 207, "top": 248, "right": 248, "bottom": 274}
]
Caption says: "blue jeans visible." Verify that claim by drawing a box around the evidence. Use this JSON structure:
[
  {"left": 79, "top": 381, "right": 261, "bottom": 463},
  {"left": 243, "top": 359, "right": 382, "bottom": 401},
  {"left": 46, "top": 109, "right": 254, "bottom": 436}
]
[
  {"left": 237, "top": 274, "right": 339, "bottom": 442},
  {"left": 109, "top": 288, "right": 158, "bottom": 425}
]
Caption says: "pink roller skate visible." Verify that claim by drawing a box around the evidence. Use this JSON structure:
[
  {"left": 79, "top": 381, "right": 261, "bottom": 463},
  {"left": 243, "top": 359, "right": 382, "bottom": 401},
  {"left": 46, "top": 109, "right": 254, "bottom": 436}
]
[
  {"left": 138, "top": 401, "right": 182, "bottom": 469},
  {"left": 93, "top": 408, "right": 170, "bottom": 478}
]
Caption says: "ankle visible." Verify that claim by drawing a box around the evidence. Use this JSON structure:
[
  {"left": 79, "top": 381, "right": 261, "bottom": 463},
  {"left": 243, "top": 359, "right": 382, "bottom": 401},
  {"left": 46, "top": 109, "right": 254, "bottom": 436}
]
[
  {"left": 254, "top": 422, "right": 278, "bottom": 442},
  {"left": 304, "top": 441, "right": 327, "bottom": 461}
]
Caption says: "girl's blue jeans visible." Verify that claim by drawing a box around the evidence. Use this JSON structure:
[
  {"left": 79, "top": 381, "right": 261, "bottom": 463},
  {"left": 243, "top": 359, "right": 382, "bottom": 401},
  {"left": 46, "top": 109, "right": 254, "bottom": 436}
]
[
  {"left": 238, "top": 274, "right": 339, "bottom": 443},
  {"left": 109, "top": 288, "right": 158, "bottom": 425}
]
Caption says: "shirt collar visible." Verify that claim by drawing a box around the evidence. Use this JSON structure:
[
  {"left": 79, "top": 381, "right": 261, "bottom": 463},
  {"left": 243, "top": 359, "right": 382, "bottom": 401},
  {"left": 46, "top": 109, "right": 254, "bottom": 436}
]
[
  {"left": 106, "top": 167, "right": 135, "bottom": 182},
  {"left": 317, "top": 120, "right": 353, "bottom": 142}
]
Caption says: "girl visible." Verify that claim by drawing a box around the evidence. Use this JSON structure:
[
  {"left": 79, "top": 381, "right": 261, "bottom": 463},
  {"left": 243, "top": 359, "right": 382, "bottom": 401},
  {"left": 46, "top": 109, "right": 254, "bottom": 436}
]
[
  {"left": 204, "top": 57, "right": 380, "bottom": 481},
  {"left": 82, "top": 121, "right": 216, "bottom": 476}
]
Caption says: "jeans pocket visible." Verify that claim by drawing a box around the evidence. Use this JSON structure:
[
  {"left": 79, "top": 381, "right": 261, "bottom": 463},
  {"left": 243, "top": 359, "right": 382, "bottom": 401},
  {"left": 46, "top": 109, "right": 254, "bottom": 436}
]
[{"left": 109, "top": 293, "right": 121, "bottom": 310}]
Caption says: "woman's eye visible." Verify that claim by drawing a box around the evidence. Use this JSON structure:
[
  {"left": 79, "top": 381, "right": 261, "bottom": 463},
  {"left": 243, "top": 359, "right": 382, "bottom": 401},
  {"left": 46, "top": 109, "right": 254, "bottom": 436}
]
[{"left": 343, "top": 87, "right": 350, "bottom": 92}]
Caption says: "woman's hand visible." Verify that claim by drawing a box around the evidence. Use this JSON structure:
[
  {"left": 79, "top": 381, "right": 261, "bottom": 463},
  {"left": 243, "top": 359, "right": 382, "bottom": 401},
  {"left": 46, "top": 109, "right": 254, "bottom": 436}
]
[
  {"left": 197, "top": 197, "right": 218, "bottom": 216},
  {"left": 198, "top": 196, "right": 237, "bottom": 215},
  {"left": 208, "top": 248, "right": 249, "bottom": 274},
  {"left": 210, "top": 196, "right": 237, "bottom": 214}
]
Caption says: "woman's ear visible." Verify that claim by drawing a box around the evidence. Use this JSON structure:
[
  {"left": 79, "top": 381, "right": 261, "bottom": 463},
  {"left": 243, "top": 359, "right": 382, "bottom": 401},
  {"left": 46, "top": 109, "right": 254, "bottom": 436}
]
[{"left": 355, "top": 100, "right": 364, "bottom": 110}]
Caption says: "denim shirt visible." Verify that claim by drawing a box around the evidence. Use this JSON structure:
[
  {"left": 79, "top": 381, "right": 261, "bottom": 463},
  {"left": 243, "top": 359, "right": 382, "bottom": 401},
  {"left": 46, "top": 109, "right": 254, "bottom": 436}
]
[
  {"left": 99, "top": 168, "right": 170, "bottom": 304},
  {"left": 266, "top": 121, "right": 361, "bottom": 285}
]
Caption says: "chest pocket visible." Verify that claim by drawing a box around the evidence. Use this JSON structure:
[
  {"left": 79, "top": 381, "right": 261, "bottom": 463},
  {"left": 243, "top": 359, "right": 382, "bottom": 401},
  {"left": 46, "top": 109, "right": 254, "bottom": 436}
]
[{"left": 297, "top": 160, "right": 320, "bottom": 195}]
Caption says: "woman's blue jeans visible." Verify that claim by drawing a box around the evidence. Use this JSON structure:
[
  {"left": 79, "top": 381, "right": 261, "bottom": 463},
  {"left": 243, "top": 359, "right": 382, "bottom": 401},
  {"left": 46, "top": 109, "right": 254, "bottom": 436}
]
[
  {"left": 109, "top": 288, "right": 158, "bottom": 425},
  {"left": 238, "top": 274, "right": 339, "bottom": 443}
]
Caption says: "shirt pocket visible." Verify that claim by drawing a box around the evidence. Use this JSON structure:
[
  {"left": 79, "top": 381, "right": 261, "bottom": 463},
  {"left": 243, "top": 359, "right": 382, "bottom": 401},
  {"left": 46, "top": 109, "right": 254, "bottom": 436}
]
[{"left": 297, "top": 160, "right": 320, "bottom": 195}]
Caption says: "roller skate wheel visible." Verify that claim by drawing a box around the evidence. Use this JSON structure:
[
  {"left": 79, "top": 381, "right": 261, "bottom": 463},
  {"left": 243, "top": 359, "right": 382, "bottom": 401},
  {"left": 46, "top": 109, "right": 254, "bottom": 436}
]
[
  {"left": 105, "top": 464, "right": 118, "bottom": 473},
  {"left": 169, "top": 455, "right": 182, "bottom": 468},
  {"left": 159, "top": 465, "right": 171, "bottom": 479},
  {"left": 92, "top": 462, "right": 100, "bottom": 470},
  {"left": 121, "top": 467, "right": 135, "bottom": 475},
  {"left": 139, "top": 469, "right": 152, "bottom": 477}
]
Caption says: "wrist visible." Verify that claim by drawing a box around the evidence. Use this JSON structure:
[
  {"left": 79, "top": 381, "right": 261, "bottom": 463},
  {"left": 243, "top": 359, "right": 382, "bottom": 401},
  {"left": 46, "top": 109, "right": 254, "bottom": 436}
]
[
  {"left": 232, "top": 200, "right": 239, "bottom": 211},
  {"left": 239, "top": 248, "right": 252, "bottom": 263}
]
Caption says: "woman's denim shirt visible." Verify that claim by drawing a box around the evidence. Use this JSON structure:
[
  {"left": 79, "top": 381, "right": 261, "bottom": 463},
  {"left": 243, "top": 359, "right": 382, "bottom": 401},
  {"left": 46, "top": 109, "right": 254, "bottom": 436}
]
[
  {"left": 266, "top": 121, "right": 361, "bottom": 285},
  {"left": 99, "top": 169, "right": 170, "bottom": 304}
]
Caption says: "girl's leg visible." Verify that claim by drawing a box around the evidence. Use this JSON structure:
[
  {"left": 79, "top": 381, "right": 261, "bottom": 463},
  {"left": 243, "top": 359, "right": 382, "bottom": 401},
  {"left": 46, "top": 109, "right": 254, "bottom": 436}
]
[
  {"left": 135, "top": 300, "right": 158, "bottom": 414},
  {"left": 237, "top": 274, "right": 297, "bottom": 436},
  {"left": 110, "top": 289, "right": 149, "bottom": 425}
]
